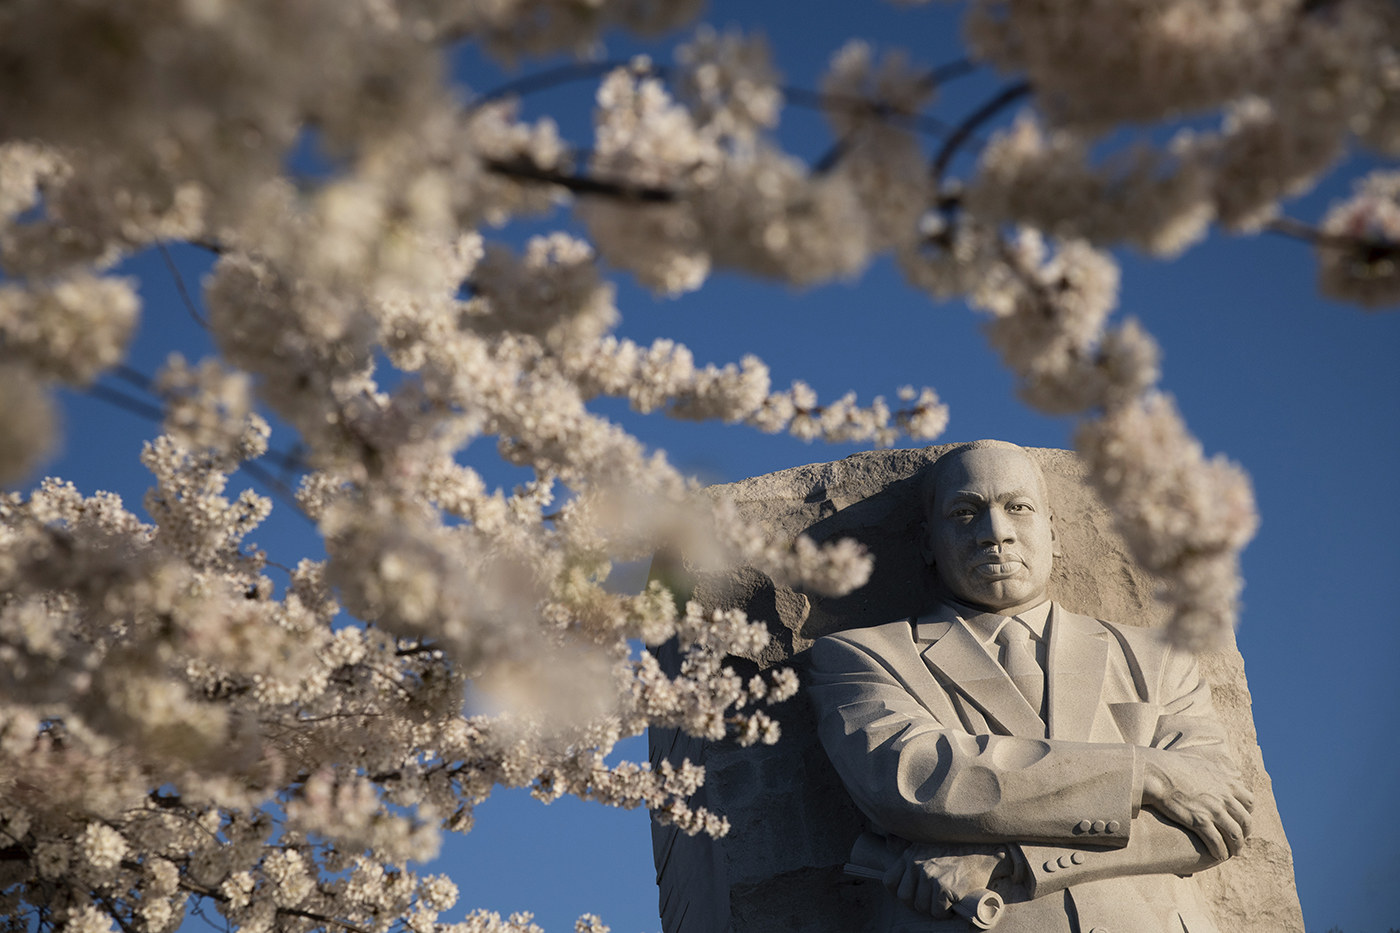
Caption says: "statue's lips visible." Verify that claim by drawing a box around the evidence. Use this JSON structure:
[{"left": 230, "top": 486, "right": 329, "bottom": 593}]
[{"left": 972, "top": 558, "right": 1024, "bottom": 579}]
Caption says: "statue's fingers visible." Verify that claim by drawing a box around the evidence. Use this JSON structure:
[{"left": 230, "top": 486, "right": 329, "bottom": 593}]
[
  {"left": 921, "top": 862, "right": 958, "bottom": 919},
  {"left": 936, "top": 864, "right": 969, "bottom": 903},
  {"left": 912, "top": 872, "right": 935, "bottom": 915},
  {"left": 1191, "top": 811, "right": 1229, "bottom": 861},
  {"left": 1208, "top": 804, "right": 1247, "bottom": 857},
  {"left": 1235, "top": 782, "right": 1256, "bottom": 811},
  {"left": 883, "top": 862, "right": 906, "bottom": 899},
  {"left": 1159, "top": 796, "right": 1196, "bottom": 834},
  {"left": 898, "top": 864, "right": 919, "bottom": 908},
  {"left": 1223, "top": 794, "right": 1254, "bottom": 840}
]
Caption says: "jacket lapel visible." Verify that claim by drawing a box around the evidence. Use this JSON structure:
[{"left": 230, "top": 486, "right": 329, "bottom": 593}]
[
  {"left": 1045, "top": 605, "right": 1110, "bottom": 741},
  {"left": 921, "top": 616, "right": 1046, "bottom": 738}
]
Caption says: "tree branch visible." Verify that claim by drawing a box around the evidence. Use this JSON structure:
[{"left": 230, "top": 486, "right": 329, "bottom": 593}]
[
  {"left": 780, "top": 86, "right": 954, "bottom": 137},
  {"left": 932, "top": 80, "right": 1032, "bottom": 184},
  {"left": 84, "top": 383, "right": 164, "bottom": 421},
  {"left": 157, "top": 241, "right": 209, "bottom": 330},
  {"left": 94, "top": 895, "right": 139, "bottom": 933},
  {"left": 80, "top": 376, "right": 316, "bottom": 526},
  {"left": 471, "top": 57, "right": 970, "bottom": 141},
  {"left": 238, "top": 460, "right": 313, "bottom": 525},
  {"left": 179, "top": 878, "right": 377, "bottom": 933},
  {"left": 927, "top": 57, "right": 979, "bottom": 86},
  {"left": 470, "top": 60, "right": 635, "bottom": 109},
  {"left": 394, "top": 641, "right": 441, "bottom": 657},
  {"left": 1266, "top": 215, "right": 1400, "bottom": 258},
  {"left": 811, "top": 131, "right": 857, "bottom": 175},
  {"left": 113, "top": 363, "right": 153, "bottom": 391},
  {"left": 483, "top": 158, "right": 677, "bottom": 202}
]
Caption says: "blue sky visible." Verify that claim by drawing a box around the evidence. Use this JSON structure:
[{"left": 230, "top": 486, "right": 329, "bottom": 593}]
[{"left": 28, "top": 2, "right": 1400, "bottom": 931}]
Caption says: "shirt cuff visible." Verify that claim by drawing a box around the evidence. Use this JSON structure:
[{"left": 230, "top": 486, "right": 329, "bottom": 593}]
[{"left": 1005, "top": 844, "right": 1029, "bottom": 886}]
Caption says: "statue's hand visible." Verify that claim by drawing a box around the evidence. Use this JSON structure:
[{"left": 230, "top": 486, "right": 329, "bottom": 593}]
[
  {"left": 882, "top": 844, "right": 1010, "bottom": 917},
  {"left": 1141, "top": 748, "right": 1255, "bottom": 861}
]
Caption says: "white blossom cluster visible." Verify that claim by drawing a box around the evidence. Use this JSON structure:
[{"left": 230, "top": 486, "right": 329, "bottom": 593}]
[
  {"left": 0, "top": 451, "right": 813, "bottom": 933},
  {"left": 961, "top": 0, "right": 1400, "bottom": 257},
  {"left": 1076, "top": 394, "right": 1260, "bottom": 651},
  {"left": 1317, "top": 170, "right": 1400, "bottom": 307},
  {"left": 947, "top": 228, "right": 1256, "bottom": 647},
  {"left": 0, "top": 0, "right": 1391, "bottom": 931}
]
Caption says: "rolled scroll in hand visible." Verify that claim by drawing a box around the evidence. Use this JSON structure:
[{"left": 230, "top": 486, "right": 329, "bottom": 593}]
[{"left": 843, "top": 833, "right": 1006, "bottom": 931}]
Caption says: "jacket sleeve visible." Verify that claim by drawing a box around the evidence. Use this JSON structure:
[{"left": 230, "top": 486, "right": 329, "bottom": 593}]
[
  {"left": 1141, "top": 630, "right": 1237, "bottom": 767},
  {"left": 1011, "top": 628, "right": 1243, "bottom": 888},
  {"left": 808, "top": 630, "right": 1140, "bottom": 848},
  {"left": 1016, "top": 809, "right": 1223, "bottom": 897}
]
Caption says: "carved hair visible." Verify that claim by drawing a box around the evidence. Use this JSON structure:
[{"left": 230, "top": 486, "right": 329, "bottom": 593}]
[{"left": 917, "top": 440, "right": 1050, "bottom": 520}]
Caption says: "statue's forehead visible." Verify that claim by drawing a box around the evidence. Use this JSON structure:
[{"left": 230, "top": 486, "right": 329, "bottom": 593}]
[{"left": 935, "top": 448, "right": 1045, "bottom": 499}]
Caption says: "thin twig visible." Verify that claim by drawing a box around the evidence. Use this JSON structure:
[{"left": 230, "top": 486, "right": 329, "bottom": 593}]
[
  {"left": 1265, "top": 216, "right": 1324, "bottom": 243},
  {"left": 782, "top": 86, "right": 955, "bottom": 137},
  {"left": 932, "top": 80, "right": 1032, "bottom": 183},
  {"left": 240, "top": 460, "right": 315, "bottom": 526},
  {"left": 109, "top": 364, "right": 310, "bottom": 474},
  {"left": 928, "top": 57, "right": 979, "bottom": 86},
  {"left": 179, "top": 878, "right": 376, "bottom": 933},
  {"left": 81, "top": 381, "right": 315, "bottom": 525},
  {"left": 471, "top": 60, "right": 637, "bottom": 108},
  {"left": 1265, "top": 218, "right": 1400, "bottom": 273},
  {"left": 811, "top": 131, "right": 857, "bottom": 175},
  {"left": 157, "top": 242, "right": 209, "bottom": 329},
  {"left": 278, "top": 441, "right": 308, "bottom": 484},
  {"left": 85, "top": 383, "right": 164, "bottom": 421},
  {"left": 1266, "top": 216, "right": 1400, "bottom": 256},
  {"left": 113, "top": 364, "right": 153, "bottom": 390},
  {"left": 262, "top": 445, "right": 311, "bottom": 474},
  {"left": 484, "top": 158, "right": 677, "bottom": 202},
  {"left": 94, "top": 895, "right": 139, "bottom": 933},
  {"left": 471, "top": 57, "right": 965, "bottom": 139},
  {"left": 395, "top": 641, "right": 441, "bottom": 656}
]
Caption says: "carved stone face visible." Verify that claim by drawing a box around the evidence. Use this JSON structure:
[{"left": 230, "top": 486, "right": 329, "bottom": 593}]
[{"left": 921, "top": 446, "right": 1059, "bottom": 613}]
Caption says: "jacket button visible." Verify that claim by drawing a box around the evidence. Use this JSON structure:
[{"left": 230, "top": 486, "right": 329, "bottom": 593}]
[
  {"left": 1106, "top": 820, "right": 1120, "bottom": 833},
  {"left": 1044, "top": 860, "right": 1058, "bottom": 873},
  {"left": 1057, "top": 856, "right": 1071, "bottom": 869},
  {"left": 1076, "top": 819, "right": 1092, "bottom": 833},
  {"left": 1092, "top": 820, "right": 1106, "bottom": 833}
]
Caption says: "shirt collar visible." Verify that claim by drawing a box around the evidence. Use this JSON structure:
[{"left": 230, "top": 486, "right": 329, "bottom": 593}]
[{"left": 918, "top": 597, "right": 1052, "bottom": 645}]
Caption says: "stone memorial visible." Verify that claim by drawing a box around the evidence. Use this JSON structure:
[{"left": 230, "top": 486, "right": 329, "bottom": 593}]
[{"left": 648, "top": 442, "right": 1302, "bottom": 933}]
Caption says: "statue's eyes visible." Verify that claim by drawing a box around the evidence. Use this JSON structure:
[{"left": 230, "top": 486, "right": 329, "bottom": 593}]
[
  {"left": 1006, "top": 502, "right": 1034, "bottom": 513},
  {"left": 949, "top": 507, "right": 976, "bottom": 520}
]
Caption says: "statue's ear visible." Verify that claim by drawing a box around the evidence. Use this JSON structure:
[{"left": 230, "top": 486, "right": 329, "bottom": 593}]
[
  {"left": 1050, "top": 509, "right": 1063, "bottom": 558},
  {"left": 919, "top": 519, "right": 936, "bottom": 567}
]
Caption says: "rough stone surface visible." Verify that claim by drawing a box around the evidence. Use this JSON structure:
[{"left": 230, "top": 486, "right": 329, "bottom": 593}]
[{"left": 648, "top": 445, "right": 1302, "bottom": 933}]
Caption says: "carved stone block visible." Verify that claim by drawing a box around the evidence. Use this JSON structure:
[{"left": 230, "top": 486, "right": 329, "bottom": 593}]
[{"left": 648, "top": 445, "right": 1301, "bottom": 933}]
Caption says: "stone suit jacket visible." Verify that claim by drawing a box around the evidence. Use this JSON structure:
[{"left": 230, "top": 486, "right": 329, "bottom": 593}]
[{"left": 807, "top": 602, "right": 1237, "bottom": 933}]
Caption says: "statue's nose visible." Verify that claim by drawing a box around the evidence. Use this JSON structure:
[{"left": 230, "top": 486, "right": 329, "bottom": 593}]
[{"left": 977, "top": 509, "right": 1015, "bottom": 547}]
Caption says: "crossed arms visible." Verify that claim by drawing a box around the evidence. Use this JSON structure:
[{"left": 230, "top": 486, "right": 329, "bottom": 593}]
[{"left": 807, "top": 624, "right": 1254, "bottom": 916}]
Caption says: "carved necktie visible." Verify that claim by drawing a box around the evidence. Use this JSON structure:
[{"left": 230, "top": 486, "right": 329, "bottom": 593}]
[{"left": 997, "top": 621, "right": 1044, "bottom": 720}]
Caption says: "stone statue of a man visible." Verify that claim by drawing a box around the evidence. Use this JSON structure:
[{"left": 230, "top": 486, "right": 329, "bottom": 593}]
[{"left": 807, "top": 440, "right": 1255, "bottom": 933}]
